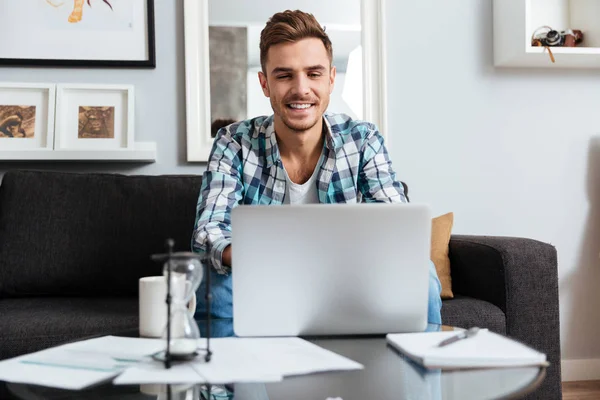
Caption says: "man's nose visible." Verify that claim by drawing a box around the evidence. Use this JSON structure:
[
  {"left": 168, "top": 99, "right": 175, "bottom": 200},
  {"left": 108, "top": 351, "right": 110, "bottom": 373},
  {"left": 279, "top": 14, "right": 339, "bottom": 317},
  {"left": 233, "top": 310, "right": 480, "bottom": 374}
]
[{"left": 291, "top": 75, "right": 310, "bottom": 96}]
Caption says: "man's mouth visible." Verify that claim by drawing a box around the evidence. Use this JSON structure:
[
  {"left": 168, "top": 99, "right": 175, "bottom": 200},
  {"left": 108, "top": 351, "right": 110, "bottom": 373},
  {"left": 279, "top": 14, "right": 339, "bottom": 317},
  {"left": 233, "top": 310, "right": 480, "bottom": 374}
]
[{"left": 287, "top": 103, "right": 314, "bottom": 110}]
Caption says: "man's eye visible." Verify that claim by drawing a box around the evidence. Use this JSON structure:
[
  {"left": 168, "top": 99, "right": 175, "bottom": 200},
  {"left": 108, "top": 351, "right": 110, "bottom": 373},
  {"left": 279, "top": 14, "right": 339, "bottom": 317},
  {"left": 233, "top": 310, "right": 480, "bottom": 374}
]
[
  {"left": 276, "top": 75, "right": 291, "bottom": 80},
  {"left": 309, "top": 73, "right": 321, "bottom": 78}
]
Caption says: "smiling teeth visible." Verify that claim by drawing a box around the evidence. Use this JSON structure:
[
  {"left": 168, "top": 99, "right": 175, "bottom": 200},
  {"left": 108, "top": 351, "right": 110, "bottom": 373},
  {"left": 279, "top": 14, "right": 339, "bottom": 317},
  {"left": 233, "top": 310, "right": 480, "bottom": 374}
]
[{"left": 290, "top": 104, "right": 311, "bottom": 109}]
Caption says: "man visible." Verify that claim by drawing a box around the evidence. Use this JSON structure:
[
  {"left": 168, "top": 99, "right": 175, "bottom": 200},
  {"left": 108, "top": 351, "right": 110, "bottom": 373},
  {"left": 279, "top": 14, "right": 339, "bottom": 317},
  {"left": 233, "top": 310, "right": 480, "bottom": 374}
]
[{"left": 192, "top": 10, "right": 442, "bottom": 324}]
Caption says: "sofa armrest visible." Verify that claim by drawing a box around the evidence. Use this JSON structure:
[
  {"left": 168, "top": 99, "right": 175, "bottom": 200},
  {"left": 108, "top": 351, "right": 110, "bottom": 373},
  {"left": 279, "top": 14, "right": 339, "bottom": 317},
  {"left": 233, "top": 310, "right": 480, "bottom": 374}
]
[{"left": 449, "top": 234, "right": 561, "bottom": 399}]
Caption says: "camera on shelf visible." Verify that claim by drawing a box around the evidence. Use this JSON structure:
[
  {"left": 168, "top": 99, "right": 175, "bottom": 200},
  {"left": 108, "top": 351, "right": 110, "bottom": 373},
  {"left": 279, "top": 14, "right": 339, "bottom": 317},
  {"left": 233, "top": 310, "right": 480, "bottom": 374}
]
[{"left": 531, "top": 26, "right": 584, "bottom": 47}]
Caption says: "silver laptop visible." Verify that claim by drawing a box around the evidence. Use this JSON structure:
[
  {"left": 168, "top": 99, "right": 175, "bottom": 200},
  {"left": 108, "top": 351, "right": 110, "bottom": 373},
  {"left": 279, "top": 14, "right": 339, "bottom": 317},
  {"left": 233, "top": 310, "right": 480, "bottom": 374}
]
[{"left": 231, "top": 203, "right": 431, "bottom": 337}]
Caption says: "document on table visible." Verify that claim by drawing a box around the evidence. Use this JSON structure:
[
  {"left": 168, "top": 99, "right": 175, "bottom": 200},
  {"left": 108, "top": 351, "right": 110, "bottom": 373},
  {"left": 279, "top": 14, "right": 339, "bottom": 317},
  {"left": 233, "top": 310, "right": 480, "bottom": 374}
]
[
  {"left": 0, "top": 336, "right": 164, "bottom": 390},
  {"left": 213, "top": 337, "right": 364, "bottom": 377},
  {"left": 0, "top": 335, "right": 363, "bottom": 388},
  {"left": 386, "top": 329, "right": 548, "bottom": 370},
  {"left": 114, "top": 337, "right": 363, "bottom": 385}
]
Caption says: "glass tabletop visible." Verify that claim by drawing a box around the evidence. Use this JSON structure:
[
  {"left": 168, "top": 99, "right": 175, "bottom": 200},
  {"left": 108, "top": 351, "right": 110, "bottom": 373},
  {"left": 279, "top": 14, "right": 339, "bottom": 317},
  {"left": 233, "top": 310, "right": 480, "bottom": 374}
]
[{"left": 0, "top": 318, "right": 546, "bottom": 400}]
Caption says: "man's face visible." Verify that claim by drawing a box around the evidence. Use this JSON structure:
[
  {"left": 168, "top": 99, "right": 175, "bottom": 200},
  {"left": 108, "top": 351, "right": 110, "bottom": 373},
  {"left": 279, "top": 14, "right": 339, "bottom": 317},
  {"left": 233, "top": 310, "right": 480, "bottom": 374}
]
[{"left": 258, "top": 38, "right": 336, "bottom": 133}]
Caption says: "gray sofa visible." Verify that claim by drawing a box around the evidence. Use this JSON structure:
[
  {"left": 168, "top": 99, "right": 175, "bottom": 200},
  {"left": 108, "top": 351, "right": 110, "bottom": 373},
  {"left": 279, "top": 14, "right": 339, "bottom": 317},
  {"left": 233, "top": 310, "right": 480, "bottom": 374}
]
[{"left": 0, "top": 170, "right": 561, "bottom": 399}]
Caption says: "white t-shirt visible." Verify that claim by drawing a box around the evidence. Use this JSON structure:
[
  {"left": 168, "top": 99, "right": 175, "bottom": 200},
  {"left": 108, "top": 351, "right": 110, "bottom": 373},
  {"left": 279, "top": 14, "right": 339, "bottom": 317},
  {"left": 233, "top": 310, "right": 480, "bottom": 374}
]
[{"left": 283, "top": 155, "right": 323, "bottom": 204}]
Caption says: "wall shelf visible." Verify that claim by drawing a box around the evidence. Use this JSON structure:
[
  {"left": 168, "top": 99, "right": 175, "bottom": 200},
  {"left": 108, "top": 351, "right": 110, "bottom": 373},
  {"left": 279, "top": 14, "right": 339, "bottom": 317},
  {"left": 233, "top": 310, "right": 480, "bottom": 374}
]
[
  {"left": 0, "top": 142, "right": 157, "bottom": 162},
  {"left": 494, "top": 0, "right": 600, "bottom": 68}
]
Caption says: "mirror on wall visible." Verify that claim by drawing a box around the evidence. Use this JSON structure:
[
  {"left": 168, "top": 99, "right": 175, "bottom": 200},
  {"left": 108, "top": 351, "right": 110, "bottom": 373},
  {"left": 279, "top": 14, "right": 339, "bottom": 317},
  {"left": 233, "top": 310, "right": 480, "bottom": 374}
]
[
  {"left": 207, "top": 0, "right": 362, "bottom": 136},
  {"left": 184, "top": 0, "right": 386, "bottom": 161}
]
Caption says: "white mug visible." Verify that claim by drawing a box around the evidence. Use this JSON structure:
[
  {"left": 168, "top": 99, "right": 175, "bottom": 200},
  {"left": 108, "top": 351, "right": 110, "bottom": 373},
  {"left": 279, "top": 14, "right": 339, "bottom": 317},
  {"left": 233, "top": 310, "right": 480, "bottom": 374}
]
[{"left": 139, "top": 276, "right": 197, "bottom": 338}]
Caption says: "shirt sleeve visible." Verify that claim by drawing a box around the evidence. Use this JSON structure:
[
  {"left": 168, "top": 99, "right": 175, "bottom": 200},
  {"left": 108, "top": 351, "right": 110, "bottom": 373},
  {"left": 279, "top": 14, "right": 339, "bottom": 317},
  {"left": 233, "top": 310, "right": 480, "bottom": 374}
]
[
  {"left": 191, "top": 128, "right": 244, "bottom": 275},
  {"left": 358, "top": 126, "right": 408, "bottom": 203}
]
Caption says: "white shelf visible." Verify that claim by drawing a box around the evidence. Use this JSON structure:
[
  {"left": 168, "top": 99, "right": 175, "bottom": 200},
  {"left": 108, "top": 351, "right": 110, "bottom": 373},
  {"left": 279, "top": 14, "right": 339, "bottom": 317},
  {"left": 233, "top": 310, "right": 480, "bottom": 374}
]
[
  {"left": 526, "top": 46, "right": 600, "bottom": 55},
  {"left": 494, "top": 0, "right": 600, "bottom": 68},
  {"left": 0, "top": 142, "right": 157, "bottom": 162}
]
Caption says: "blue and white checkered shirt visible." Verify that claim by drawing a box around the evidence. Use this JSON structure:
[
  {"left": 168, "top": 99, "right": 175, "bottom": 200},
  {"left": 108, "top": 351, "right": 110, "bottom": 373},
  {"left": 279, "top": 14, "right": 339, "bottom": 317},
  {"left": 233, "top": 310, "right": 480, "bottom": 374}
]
[{"left": 192, "top": 112, "right": 407, "bottom": 274}]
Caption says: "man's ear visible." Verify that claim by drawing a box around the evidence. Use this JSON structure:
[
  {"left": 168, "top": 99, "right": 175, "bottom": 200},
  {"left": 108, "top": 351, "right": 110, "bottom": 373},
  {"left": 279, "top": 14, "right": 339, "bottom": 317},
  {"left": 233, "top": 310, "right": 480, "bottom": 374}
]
[
  {"left": 258, "top": 71, "right": 270, "bottom": 97},
  {"left": 329, "top": 65, "right": 336, "bottom": 94}
]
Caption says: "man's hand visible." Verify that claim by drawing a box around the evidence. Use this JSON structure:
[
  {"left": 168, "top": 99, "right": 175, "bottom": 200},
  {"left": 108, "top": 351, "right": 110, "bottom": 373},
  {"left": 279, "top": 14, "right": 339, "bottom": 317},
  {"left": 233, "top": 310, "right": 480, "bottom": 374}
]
[{"left": 223, "top": 245, "right": 232, "bottom": 267}]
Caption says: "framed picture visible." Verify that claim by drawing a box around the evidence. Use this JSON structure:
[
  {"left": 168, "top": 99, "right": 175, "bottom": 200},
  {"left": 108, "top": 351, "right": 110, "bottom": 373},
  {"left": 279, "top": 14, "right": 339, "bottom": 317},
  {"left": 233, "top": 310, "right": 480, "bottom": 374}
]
[
  {"left": 0, "top": 83, "right": 56, "bottom": 151},
  {"left": 55, "top": 84, "right": 134, "bottom": 150},
  {"left": 0, "top": 0, "right": 155, "bottom": 68}
]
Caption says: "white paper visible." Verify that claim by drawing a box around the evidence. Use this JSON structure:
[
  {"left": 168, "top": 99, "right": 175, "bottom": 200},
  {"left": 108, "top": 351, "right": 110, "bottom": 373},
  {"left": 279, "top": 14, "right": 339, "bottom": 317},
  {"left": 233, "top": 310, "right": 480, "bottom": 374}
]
[
  {"left": 115, "top": 337, "right": 362, "bottom": 385},
  {"left": 64, "top": 335, "right": 166, "bottom": 361},
  {"left": 0, "top": 347, "right": 121, "bottom": 390},
  {"left": 0, "top": 359, "right": 117, "bottom": 390},
  {"left": 189, "top": 340, "right": 282, "bottom": 384},
  {"left": 0, "top": 335, "right": 165, "bottom": 390},
  {"left": 114, "top": 360, "right": 211, "bottom": 385},
  {"left": 0, "top": 335, "right": 362, "bottom": 389},
  {"left": 386, "top": 329, "right": 547, "bottom": 369},
  {"left": 205, "top": 337, "right": 363, "bottom": 377},
  {"left": 115, "top": 339, "right": 282, "bottom": 385}
]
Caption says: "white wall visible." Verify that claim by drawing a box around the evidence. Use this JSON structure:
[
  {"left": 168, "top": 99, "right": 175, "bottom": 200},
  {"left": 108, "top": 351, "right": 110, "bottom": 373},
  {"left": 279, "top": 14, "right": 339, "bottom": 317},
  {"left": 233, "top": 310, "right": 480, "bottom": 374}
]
[
  {"left": 529, "top": 0, "right": 570, "bottom": 34},
  {"left": 570, "top": 0, "right": 600, "bottom": 47},
  {"left": 386, "top": 0, "right": 600, "bottom": 379},
  {"left": 209, "top": 0, "right": 360, "bottom": 27}
]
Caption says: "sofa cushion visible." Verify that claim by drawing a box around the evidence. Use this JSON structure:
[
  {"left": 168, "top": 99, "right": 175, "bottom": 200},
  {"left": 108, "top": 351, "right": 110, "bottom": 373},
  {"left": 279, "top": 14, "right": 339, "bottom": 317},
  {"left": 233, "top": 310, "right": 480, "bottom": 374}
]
[
  {"left": 0, "top": 297, "right": 138, "bottom": 360},
  {"left": 431, "top": 212, "right": 454, "bottom": 299},
  {"left": 0, "top": 170, "right": 203, "bottom": 297},
  {"left": 441, "top": 295, "right": 506, "bottom": 334}
]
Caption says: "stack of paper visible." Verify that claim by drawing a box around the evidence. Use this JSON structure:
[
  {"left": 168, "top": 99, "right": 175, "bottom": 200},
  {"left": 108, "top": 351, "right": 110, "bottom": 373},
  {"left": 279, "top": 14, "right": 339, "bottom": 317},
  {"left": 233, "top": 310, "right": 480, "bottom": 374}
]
[
  {"left": 0, "top": 335, "right": 363, "bottom": 389},
  {"left": 0, "top": 336, "right": 164, "bottom": 390},
  {"left": 114, "top": 337, "right": 363, "bottom": 385},
  {"left": 386, "top": 329, "right": 547, "bottom": 370}
]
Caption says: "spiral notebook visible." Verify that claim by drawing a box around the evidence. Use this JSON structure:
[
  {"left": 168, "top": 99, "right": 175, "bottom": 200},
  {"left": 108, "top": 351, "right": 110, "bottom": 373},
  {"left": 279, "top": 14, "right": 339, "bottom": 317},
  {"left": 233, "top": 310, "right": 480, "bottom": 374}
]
[{"left": 386, "top": 329, "right": 548, "bottom": 370}]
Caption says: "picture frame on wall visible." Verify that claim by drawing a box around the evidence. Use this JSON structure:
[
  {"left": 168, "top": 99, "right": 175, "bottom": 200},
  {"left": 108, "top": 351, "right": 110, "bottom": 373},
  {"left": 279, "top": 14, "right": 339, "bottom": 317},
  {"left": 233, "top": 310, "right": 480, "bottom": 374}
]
[
  {"left": 0, "top": 0, "right": 155, "bottom": 68},
  {"left": 0, "top": 82, "right": 56, "bottom": 151},
  {"left": 55, "top": 84, "right": 135, "bottom": 150}
]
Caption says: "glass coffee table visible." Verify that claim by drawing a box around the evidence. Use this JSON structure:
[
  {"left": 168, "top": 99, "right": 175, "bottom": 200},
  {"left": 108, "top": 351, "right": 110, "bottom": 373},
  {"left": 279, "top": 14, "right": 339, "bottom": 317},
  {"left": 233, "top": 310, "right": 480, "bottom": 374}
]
[{"left": 0, "top": 319, "right": 546, "bottom": 400}]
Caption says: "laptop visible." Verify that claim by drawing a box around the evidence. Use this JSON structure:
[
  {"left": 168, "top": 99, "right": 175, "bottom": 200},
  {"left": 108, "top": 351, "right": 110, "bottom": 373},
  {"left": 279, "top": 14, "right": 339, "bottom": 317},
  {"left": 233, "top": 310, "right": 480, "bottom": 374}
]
[{"left": 231, "top": 203, "right": 431, "bottom": 337}]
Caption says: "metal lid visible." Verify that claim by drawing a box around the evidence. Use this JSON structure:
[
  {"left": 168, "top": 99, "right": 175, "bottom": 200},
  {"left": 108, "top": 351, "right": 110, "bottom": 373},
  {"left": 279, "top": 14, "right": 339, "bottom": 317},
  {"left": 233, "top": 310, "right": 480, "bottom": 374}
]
[{"left": 151, "top": 251, "right": 205, "bottom": 263}]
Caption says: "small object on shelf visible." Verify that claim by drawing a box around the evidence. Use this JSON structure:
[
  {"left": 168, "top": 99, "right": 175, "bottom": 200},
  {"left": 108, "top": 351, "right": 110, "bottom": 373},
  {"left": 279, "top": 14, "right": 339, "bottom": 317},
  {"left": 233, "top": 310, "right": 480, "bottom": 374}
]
[
  {"left": 531, "top": 25, "right": 584, "bottom": 64},
  {"left": 531, "top": 25, "right": 584, "bottom": 48}
]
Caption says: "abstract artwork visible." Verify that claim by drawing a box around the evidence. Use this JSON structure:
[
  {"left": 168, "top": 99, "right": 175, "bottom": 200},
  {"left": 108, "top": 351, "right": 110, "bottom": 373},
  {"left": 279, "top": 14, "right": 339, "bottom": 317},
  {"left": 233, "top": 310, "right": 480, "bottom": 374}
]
[
  {"left": 45, "top": 0, "right": 114, "bottom": 24},
  {"left": 0, "top": 0, "right": 155, "bottom": 67}
]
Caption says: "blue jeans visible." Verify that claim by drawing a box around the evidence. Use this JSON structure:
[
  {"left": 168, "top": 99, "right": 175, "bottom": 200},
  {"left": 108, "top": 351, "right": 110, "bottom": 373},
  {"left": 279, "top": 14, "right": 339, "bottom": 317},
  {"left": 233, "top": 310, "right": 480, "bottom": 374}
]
[
  {"left": 195, "top": 261, "right": 443, "bottom": 325},
  {"left": 427, "top": 260, "right": 443, "bottom": 324}
]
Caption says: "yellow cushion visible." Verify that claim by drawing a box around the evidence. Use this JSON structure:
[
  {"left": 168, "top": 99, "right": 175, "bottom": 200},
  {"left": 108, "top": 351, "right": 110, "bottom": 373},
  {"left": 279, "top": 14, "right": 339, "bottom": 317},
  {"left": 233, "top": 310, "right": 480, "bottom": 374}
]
[{"left": 431, "top": 212, "right": 454, "bottom": 299}]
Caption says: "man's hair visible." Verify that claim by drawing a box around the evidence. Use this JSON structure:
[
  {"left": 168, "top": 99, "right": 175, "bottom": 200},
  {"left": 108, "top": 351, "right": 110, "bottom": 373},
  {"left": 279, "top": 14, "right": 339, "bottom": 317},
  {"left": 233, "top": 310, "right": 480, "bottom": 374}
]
[
  {"left": 211, "top": 118, "right": 237, "bottom": 138},
  {"left": 259, "top": 10, "right": 333, "bottom": 74}
]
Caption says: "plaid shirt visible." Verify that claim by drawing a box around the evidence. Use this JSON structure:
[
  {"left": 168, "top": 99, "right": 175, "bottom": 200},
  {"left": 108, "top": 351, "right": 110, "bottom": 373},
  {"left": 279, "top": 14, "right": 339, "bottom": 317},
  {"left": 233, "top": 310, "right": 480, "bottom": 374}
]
[{"left": 192, "top": 112, "right": 407, "bottom": 274}]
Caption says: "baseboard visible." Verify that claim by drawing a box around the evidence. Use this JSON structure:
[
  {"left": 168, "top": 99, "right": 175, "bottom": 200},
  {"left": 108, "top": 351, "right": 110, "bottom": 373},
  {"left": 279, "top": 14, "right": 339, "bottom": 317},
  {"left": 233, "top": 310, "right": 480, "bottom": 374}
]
[{"left": 562, "top": 359, "right": 600, "bottom": 381}]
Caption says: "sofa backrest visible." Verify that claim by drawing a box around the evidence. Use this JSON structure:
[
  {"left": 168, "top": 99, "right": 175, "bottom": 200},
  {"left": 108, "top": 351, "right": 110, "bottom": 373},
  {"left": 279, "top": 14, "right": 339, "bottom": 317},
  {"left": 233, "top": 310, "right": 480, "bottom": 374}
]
[{"left": 0, "top": 170, "right": 203, "bottom": 298}]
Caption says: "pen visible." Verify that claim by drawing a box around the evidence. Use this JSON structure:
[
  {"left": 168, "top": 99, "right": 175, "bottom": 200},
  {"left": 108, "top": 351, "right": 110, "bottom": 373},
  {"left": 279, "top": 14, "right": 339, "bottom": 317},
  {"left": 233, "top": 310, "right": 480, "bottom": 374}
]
[{"left": 437, "top": 327, "right": 480, "bottom": 347}]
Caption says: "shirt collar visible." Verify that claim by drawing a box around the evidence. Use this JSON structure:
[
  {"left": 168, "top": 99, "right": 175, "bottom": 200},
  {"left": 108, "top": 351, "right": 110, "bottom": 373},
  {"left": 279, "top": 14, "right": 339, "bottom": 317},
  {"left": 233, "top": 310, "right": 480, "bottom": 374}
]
[{"left": 260, "top": 113, "right": 338, "bottom": 169}]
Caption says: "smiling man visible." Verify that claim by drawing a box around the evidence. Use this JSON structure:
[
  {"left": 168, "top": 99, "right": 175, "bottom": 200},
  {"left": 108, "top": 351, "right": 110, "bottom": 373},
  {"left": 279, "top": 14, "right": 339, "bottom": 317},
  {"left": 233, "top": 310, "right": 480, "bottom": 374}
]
[{"left": 192, "top": 10, "right": 442, "bottom": 324}]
